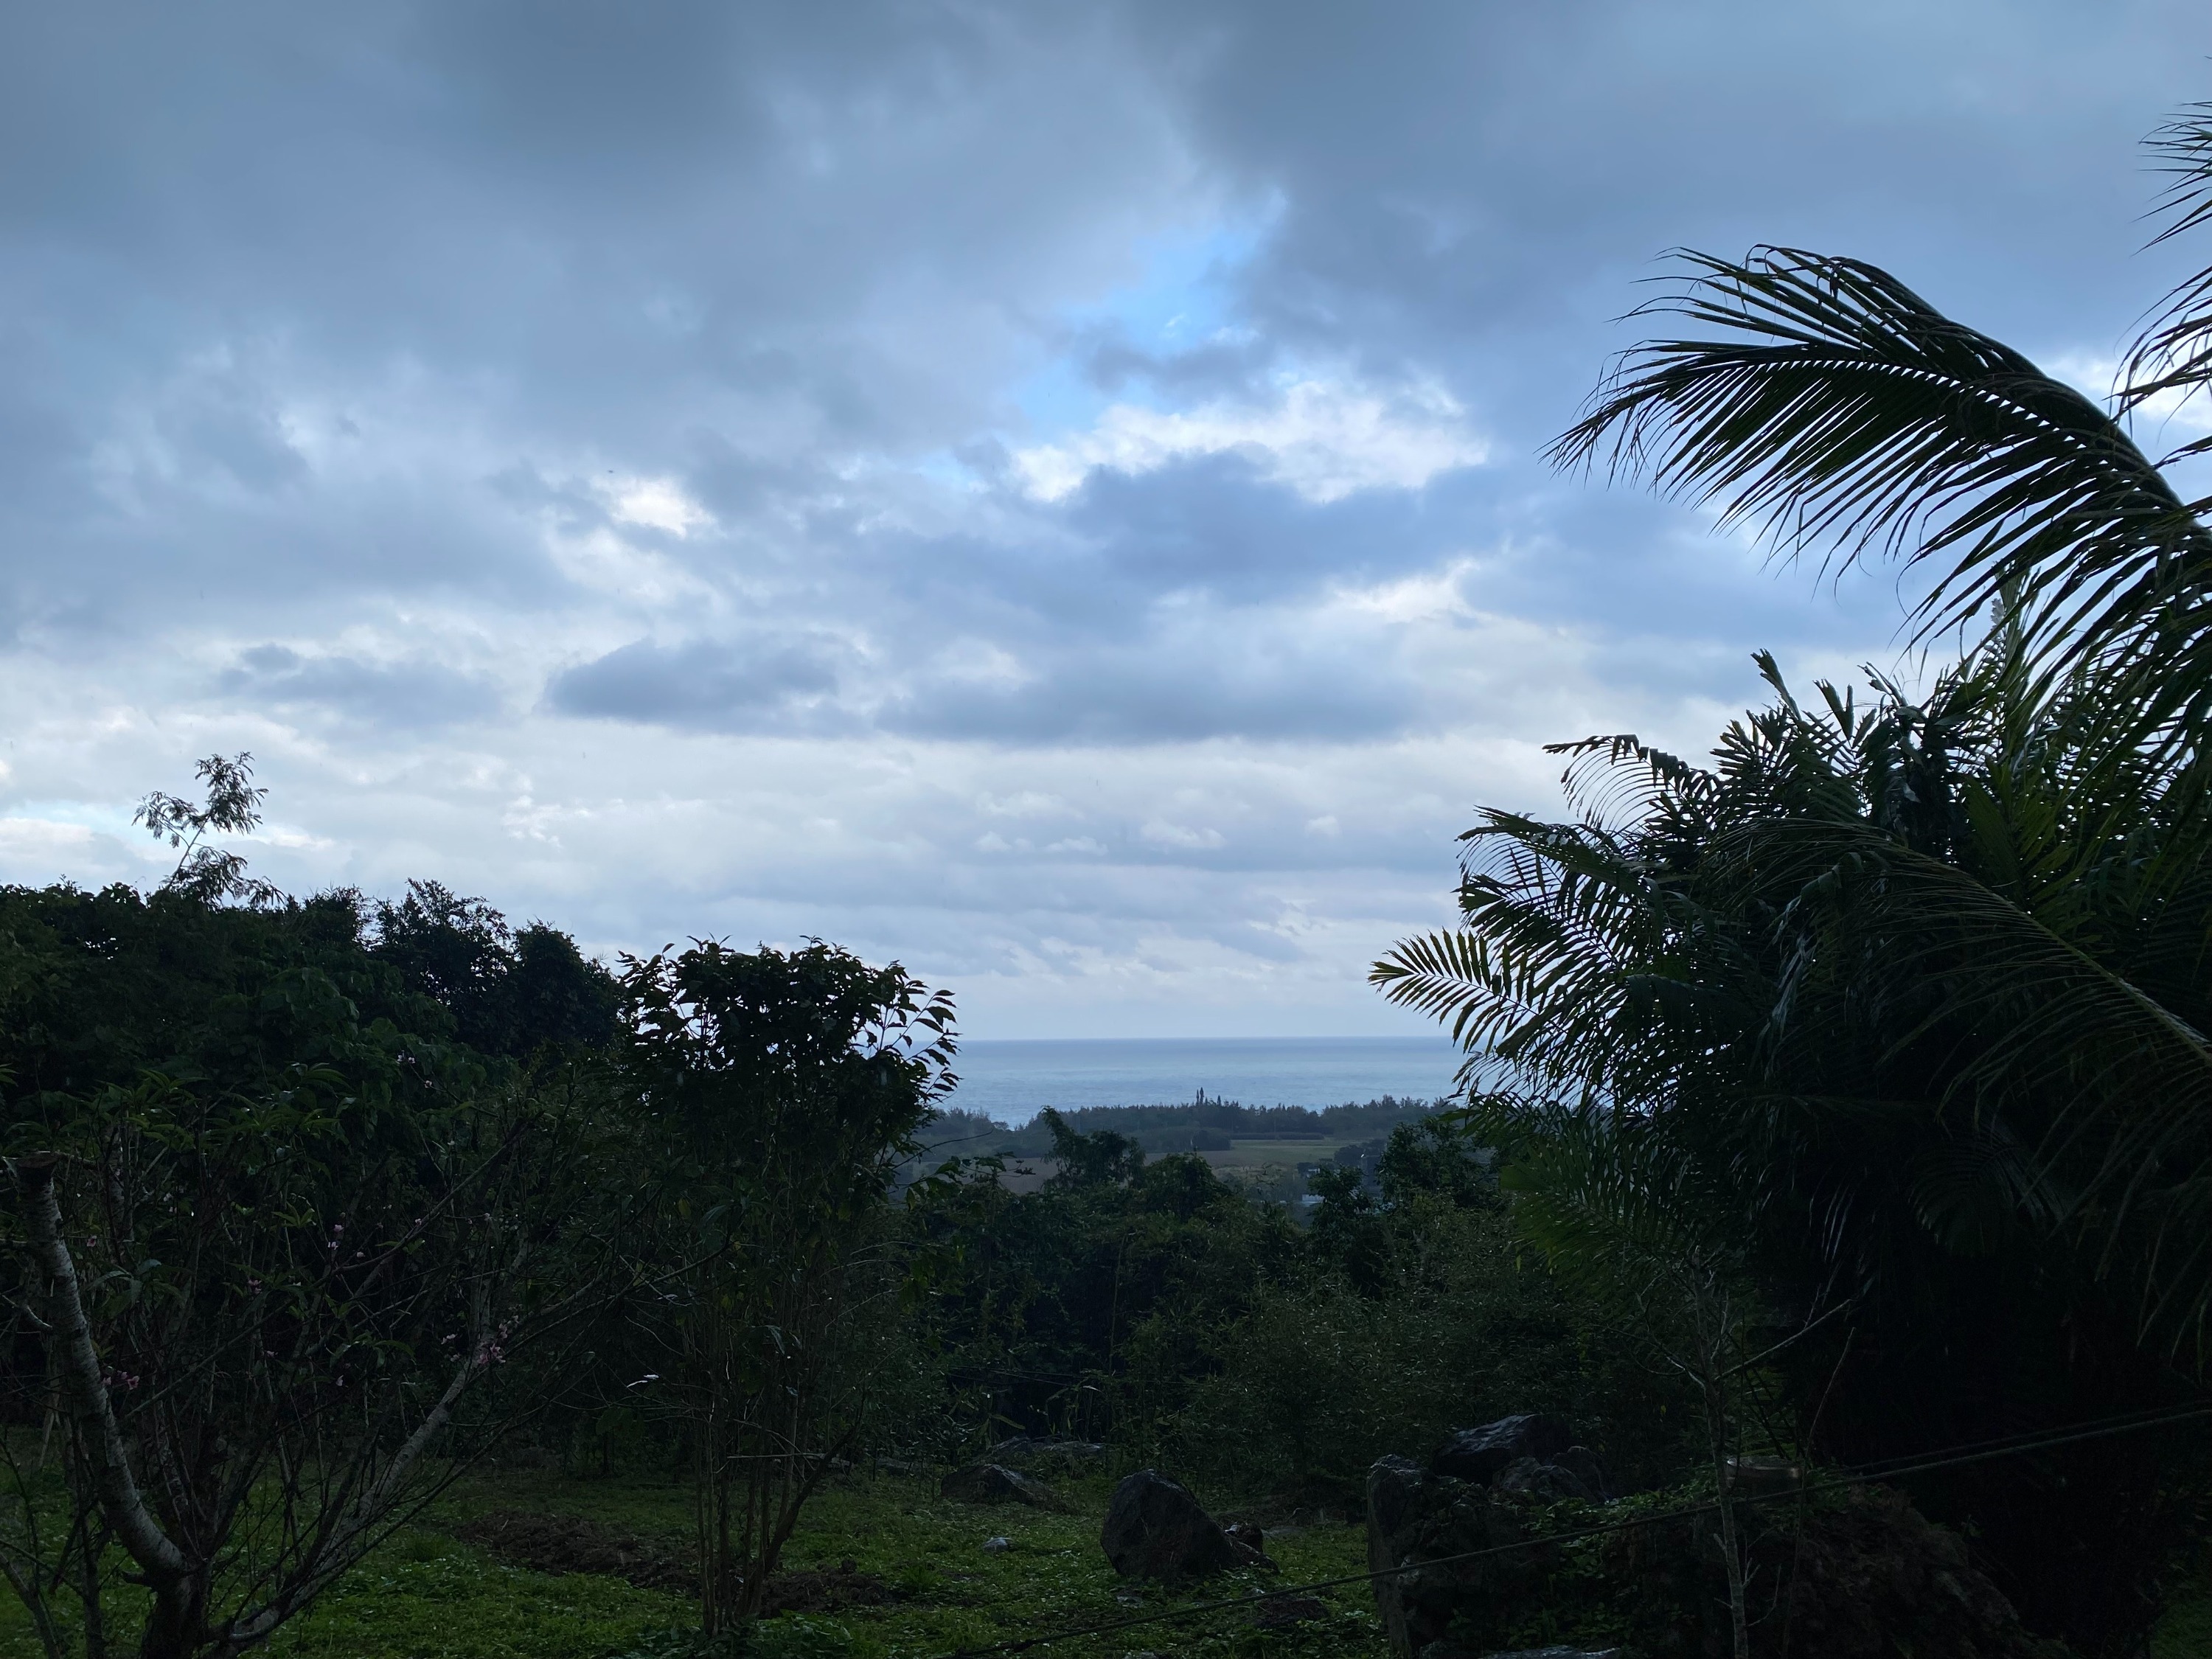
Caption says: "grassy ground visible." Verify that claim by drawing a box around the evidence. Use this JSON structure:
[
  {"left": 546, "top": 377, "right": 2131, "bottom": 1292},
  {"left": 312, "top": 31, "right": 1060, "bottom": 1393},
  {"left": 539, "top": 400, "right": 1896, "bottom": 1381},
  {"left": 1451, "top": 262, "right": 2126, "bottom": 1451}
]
[
  {"left": 1, "top": 1463, "right": 2203, "bottom": 1656},
  {"left": 0, "top": 1466, "right": 1384, "bottom": 1659},
  {"left": 2154, "top": 1582, "right": 2212, "bottom": 1659}
]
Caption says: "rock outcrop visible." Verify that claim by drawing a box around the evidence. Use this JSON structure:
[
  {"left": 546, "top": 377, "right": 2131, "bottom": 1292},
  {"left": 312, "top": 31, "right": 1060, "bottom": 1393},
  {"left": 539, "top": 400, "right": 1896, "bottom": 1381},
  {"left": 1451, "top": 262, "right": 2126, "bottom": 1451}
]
[
  {"left": 1366, "top": 1417, "right": 2059, "bottom": 1659},
  {"left": 1101, "top": 1471, "right": 1243, "bottom": 1582},
  {"left": 1430, "top": 1414, "right": 1573, "bottom": 1484}
]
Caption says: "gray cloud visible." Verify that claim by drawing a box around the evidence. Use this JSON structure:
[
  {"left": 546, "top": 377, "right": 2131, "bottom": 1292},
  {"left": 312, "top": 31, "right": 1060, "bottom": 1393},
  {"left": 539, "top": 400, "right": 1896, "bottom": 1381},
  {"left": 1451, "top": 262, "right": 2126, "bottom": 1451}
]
[
  {"left": 0, "top": 0, "right": 2206, "bottom": 1033},
  {"left": 219, "top": 645, "right": 503, "bottom": 728},
  {"left": 547, "top": 638, "right": 846, "bottom": 731},
  {"left": 885, "top": 637, "right": 1422, "bottom": 746}
]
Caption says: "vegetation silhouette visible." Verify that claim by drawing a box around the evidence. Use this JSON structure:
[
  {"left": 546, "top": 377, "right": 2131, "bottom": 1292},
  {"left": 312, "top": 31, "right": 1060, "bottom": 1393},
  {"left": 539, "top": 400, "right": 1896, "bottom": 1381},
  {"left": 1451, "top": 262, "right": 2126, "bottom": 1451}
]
[{"left": 1377, "top": 98, "right": 2212, "bottom": 1655}]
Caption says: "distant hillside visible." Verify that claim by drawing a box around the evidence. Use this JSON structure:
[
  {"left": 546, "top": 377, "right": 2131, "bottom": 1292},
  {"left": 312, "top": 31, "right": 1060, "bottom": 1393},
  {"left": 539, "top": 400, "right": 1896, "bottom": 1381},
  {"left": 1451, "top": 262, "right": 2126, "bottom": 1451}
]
[{"left": 917, "top": 1090, "right": 1453, "bottom": 1160}]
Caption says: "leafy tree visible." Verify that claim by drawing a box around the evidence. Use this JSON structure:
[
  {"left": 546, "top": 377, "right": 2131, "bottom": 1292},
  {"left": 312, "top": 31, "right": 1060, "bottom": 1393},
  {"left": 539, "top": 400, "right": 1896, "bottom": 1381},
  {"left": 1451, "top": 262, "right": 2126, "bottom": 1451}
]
[
  {"left": 1375, "top": 100, "right": 2212, "bottom": 1653},
  {"left": 1, "top": 765, "right": 633, "bottom": 1658},
  {"left": 911, "top": 1114, "right": 1309, "bottom": 1456},
  {"left": 0, "top": 977, "right": 617, "bottom": 1659},
  {"left": 133, "top": 756, "right": 280, "bottom": 909},
  {"left": 1039, "top": 1106, "right": 1145, "bottom": 1189},
  {"left": 371, "top": 880, "right": 619, "bottom": 1058},
  {"left": 616, "top": 941, "right": 955, "bottom": 1636}
]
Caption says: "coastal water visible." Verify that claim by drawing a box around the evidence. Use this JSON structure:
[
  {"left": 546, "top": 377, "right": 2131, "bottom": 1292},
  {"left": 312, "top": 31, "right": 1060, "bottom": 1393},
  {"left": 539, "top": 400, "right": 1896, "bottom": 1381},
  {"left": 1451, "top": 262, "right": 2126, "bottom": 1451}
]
[{"left": 947, "top": 1034, "right": 1466, "bottom": 1124}]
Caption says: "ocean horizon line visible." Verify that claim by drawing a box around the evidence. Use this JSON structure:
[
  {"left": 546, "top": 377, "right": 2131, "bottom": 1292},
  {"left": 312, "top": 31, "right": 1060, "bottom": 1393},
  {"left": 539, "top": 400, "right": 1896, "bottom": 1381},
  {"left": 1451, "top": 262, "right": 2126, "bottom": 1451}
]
[{"left": 942, "top": 1032, "right": 1467, "bottom": 1121}]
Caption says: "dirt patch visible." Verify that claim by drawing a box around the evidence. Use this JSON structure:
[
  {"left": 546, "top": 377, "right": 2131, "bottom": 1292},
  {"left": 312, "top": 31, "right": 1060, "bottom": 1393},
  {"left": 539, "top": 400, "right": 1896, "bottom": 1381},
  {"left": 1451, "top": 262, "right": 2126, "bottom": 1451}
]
[
  {"left": 454, "top": 1510, "right": 896, "bottom": 1615},
  {"left": 761, "top": 1561, "right": 898, "bottom": 1616},
  {"left": 1253, "top": 1595, "right": 1331, "bottom": 1627},
  {"left": 456, "top": 1509, "right": 695, "bottom": 1595}
]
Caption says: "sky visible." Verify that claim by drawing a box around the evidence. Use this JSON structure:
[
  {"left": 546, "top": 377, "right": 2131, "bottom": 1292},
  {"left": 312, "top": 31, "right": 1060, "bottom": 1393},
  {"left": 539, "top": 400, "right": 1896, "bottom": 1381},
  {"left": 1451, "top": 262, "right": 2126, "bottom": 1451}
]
[{"left": 2, "top": 1, "right": 2208, "bottom": 1037}]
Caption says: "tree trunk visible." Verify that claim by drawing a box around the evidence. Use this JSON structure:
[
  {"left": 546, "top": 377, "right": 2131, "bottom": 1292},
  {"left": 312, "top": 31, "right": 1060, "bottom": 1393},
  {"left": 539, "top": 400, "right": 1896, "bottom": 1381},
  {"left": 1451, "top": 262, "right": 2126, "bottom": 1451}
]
[
  {"left": 15, "top": 1155, "right": 206, "bottom": 1659},
  {"left": 1698, "top": 1312, "right": 1751, "bottom": 1659}
]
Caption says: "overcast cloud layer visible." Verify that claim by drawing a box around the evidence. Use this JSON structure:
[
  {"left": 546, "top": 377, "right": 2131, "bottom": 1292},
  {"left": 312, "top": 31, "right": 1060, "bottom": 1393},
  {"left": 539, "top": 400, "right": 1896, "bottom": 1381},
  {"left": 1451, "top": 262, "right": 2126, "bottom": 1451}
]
[{"left": 3, "top": 1, "right": 2208, "bottom": 1034}]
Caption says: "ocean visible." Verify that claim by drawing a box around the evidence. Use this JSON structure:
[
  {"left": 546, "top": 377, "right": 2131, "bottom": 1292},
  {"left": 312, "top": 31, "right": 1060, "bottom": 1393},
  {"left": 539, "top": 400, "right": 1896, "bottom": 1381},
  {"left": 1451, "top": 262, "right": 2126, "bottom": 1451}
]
[{"left": 945, "top": 1034, "right": 1467, "bottom": 1123}]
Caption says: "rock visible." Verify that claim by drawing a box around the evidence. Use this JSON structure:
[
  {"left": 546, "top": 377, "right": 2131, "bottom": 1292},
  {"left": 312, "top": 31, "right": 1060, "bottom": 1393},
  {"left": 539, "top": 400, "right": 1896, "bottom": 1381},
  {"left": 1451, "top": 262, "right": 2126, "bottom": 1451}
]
[
  {"left": 1494, "top": 1453, "right": 1609, "bottom": 1505},
  {"left": 981, "top": 1535, "right": 1011, "bottom": 1553},
  {"left": 1221, "top": 1531, "right": 1274, "bottom": 1566},
  {"left": 1367, "top": 1449, "right": 2060, "bottom": 1659},
  {"left": 1549, "top": 1446, "right": 1613, "bottom": 1502},
  {"left": 1366, "top": 1456, "right": 1547, "bottom": 1659},
  {"left": 1101, "top": 1471, "right": 1242, "bottom": 1582},
  {"left": 1430, "top": 1415, "right": 1572, "bottom": 1484},
  {"left": 1254, "top": 1594, "right": 1330, "bottom": 1627},
  {"left": 1725, "top": 1455, "right": 1801, "bottom": 1500},
  {"left": 942, "top": 1463, "right": 1059, "bottom": 1507}
]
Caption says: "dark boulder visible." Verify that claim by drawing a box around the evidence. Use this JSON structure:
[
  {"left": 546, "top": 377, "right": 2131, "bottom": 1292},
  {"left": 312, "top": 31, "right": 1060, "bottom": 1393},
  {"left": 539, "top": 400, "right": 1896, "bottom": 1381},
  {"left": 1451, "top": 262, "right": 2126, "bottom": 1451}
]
[
  {"left": 1366, "top": 1455, "right": 1549, "bottom": 1659},
  {"left": 1548, "top": 1446, "right": 1613, "bottom": 1502},
  {"left": 1366, "top": 1450, "right": 2062, "bottom": 1659},
  {"left": 1430, "top": 1414, "right": 1572, "bottom": 1484},
  {"left": 941, "top": 1463, "right": 1059, "bottom": 1508},
  {"left": 1102, "top": 1471, "right": 1242, "bottom": 1582},
  {"left": 1223, "top": 1520, "right": 1278, "bottom": 1571},
  {"left": 1495, "top": 1450, "right": 1610, "bottom": 1505}
]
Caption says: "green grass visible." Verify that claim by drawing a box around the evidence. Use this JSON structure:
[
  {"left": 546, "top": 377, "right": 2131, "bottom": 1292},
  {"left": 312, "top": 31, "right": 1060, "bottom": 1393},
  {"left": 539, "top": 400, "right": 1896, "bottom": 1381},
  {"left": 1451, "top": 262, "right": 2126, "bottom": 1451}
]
[
  {"left": 0, "top": 1467, "right": 1385, "bottom": 1659},
  {"left": 2154, "top": 1581, "right": 2212, "bottom": 1659},
  {"left": 22, "top": 1462, "right": 2202, "bottom": 1657}
]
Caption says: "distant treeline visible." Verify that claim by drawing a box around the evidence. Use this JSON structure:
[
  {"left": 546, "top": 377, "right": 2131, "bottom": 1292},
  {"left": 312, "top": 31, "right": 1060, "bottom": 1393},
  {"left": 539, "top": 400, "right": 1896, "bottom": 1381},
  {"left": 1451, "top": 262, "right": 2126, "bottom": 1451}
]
[{"left": 921, "top": 1090, "right": 1452, "bottom": 1158}]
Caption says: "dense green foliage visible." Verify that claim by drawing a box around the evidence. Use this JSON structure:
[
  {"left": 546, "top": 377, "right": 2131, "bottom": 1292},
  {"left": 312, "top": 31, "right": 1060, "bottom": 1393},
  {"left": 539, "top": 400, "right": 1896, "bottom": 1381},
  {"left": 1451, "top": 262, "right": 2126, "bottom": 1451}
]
[
  {"left": 613, "top": 940, "right": 956, "bottom": 1630},
  {"left": 0, "top": 871, "right": 627, "bottom": 1659},
  {"left": 909, "top": 1109, "right": 1690, "bottom": 1496}
]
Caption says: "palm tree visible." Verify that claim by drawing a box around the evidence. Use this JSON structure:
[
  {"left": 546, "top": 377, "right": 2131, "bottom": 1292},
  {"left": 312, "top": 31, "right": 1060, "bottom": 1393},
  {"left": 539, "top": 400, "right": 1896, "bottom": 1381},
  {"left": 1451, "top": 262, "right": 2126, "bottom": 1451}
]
[{"left": 1374, "top": 105, "right": 2212, "bottom": 1655}]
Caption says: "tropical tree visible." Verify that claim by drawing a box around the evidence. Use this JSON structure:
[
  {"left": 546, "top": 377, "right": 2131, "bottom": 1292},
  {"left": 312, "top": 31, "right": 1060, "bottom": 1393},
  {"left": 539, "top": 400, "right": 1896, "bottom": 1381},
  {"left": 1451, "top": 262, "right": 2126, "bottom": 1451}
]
[
  {"left": 1, "top": 982, "right": 619, "bottom": 1659},
  {"left": 1375, "top": 102, "right": 2212, "bottom": 1654},
  {"left": 133, "top": 754, "right": 281, "bottom": 908},
  {"left": 617, "top": 940, "right": 956, "bottom": 1637}
]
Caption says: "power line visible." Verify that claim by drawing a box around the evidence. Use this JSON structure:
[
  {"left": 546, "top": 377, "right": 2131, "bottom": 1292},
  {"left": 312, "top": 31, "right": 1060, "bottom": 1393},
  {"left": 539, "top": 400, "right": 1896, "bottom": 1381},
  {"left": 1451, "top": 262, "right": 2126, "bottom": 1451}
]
[{"left": 942, "top": 1399, "right": 2212, "bottom": 1658}]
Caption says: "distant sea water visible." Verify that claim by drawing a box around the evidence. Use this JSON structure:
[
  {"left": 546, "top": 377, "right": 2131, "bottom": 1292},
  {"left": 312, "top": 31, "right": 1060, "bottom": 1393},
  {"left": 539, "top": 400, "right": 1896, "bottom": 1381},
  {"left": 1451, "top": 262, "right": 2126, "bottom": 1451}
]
[{"left": 947, "top": 1035, "right": 1466, "bottom": 1124}]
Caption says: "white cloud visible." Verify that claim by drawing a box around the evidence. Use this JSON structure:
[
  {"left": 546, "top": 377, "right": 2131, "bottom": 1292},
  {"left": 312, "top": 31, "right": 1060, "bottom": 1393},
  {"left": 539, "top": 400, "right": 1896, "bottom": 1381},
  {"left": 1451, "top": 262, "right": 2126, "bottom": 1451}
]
[
  {"left": 1141, "top": 818, "right": 1225, "bottom": 849},
  {"left": 1010, "top": 377, "right": 1488, "bottom": 504},
  {"left": 602, "top": 476, "right": 716, "bottom": 538}
]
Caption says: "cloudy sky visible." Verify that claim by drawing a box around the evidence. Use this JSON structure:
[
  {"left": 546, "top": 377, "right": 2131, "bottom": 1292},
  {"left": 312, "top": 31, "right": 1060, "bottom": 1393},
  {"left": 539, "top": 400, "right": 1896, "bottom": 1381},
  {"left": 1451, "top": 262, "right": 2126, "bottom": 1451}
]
[{"left": 2, "top": 1, "right": 2207, "bottom": 1036}]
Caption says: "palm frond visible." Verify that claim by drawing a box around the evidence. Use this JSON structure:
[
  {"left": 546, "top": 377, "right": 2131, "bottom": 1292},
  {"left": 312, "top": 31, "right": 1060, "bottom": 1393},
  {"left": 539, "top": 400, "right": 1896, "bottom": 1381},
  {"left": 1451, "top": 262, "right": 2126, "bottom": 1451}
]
[
  {"left": 2120, "top": 103, "right": 2212, "bottom": 455},
  {"left": 1722, "top": 815, "right": 2212, "bottom": 1341},
  {"left": 1551, "top": 248, "right": 2212, "bottom": 737}
]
